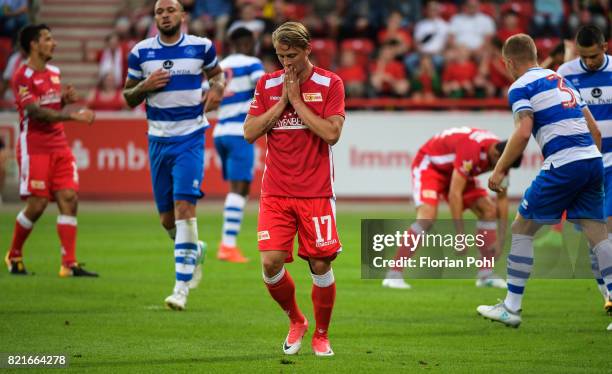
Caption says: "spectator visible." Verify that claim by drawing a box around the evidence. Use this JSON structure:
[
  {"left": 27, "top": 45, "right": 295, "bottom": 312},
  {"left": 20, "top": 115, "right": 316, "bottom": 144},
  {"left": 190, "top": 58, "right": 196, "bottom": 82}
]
[
  {"left": 96, "top": 33, "right": 129, "bottom": 89},
  {"left": 370, "top": 40, "right": 410, "bottom": 97},
  {"left": 496, "top": 10, "right": 525, "bottom": 43},
  {"left": 336, "top": 49, "right": 367, "bottom": 98},
  {"left": 377, "top": 10, "right": 412, "bottom": 58},
  {"left": 486, "top": 39, "right": 513, "bottom": 97},
  {"left": 406, "top": 0, "right": 449, "bottom": 71},
  {"left": 448, "top": 0, "right": 496, "bottom": 55},
  {"left": 0, "top": 0, "right": 28, "bottom": 41},
  {"left": 566, "top": 3, "right": 609, "bottom": 40},
  {"left": 87, "top": 73, "right": 128, "bottom": 111},
  {"left": 339, "top": 0, "right": 377, "bottom": 40},
  {"left": 302, "top": 0, "right": 343, "bottom": 39},
  {"left": 532, "top": 0, "right": 564, "bottom": 37},
  {"left": 192, "top": 0, "right": 232, "bottom": 42},
  {"left": 442, "top": 46, "right": 478, "bottom": 98},
  {"left": 410, "top": 54, "right": 441, "bottom": 102},
  {"left": 0, "top": 47, "right": 23, "bottom": 102},
  {"left": 227, "top": 3, "right": 267, "bottom": 39}
]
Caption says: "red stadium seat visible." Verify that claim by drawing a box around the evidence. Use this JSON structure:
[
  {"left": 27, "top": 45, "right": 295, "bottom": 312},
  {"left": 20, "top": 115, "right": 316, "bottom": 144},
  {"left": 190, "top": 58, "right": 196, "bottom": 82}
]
[
  {"left": 340, "top": 39, "right": 374, "bottom": 67},
  {"left": 282, "top": 3, "right": 310, "bottom": 21},
  {"left": 479, "top": 3, "right": 496, "bottom": 18},
  {"left": 534, "top": 37, "right": 561, "bottom": 60},
  {"left": 0, "top": 37, "right": 12, "bottom": 74},
  {"left": 439, "top": 2, "right": 458, "bottom": 21},
  {"left": 311, "top": 39, "right": 337, "bottom": 70}
]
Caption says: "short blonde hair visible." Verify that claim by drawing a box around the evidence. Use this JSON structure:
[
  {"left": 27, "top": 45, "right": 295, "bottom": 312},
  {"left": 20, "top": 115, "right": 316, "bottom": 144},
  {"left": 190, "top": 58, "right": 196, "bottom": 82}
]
[
  {"left": 502, "top": 34, "right": 537, "bottom": 63},
  {"left": 272, "top": 22, "right": 310, "bottom": 50}
]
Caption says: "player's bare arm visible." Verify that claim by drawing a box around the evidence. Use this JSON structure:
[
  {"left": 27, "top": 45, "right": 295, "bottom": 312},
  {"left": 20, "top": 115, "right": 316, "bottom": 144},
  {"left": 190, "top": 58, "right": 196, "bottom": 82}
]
[
  {"left": 204, "top": 65, "right": 225, "bottom": 113},
  {"left": 243, "top": 100, "right": 288, "bottom": 143},
  {"left": 494, "top": 189, "right": 509, "bottom": 257},
  {"left": 61, "top": 84, "right": 78, "bottom": 107},
  {"left": 286, "top": 67, "right": 343, "bottom": 145},
  {"left": 24, "top": 103, "right": 95, "bottom": 125},
  {"left": 582, "top": 106, "right": 602, "bottom": 151},
  {"left": 489, "top": 110, "right": 533, "bottom": 192},
  {"left": 449, "top": 169, "right": 467, "bottom": 235},
  {"left": 123, "top": 68, "right": 170, "bottom": 108}
]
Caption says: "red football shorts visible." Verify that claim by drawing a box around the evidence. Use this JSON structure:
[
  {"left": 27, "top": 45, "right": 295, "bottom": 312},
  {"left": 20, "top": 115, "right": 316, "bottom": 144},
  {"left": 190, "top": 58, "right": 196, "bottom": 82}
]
[
  {"left": 18, "top": 148, "right": 79, "bottom": 200},
  {"left": 412, "top": 152, "right": 487, "bottom": 208},
  {"left": 257, "top": 196, "right": 342, "bottom": 263}
]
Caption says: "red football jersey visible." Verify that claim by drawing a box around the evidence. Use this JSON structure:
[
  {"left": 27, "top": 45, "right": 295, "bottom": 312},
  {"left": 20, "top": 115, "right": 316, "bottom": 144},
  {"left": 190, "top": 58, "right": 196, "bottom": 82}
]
[
  {"left": 419, "top": 127, "right": 499, "bottom": 178},
  {"left": 248, "top": 66, "right": 345, "bottom": 198},
  {"left": 12, "top": 64, "right": 69, "bottom": 153}
]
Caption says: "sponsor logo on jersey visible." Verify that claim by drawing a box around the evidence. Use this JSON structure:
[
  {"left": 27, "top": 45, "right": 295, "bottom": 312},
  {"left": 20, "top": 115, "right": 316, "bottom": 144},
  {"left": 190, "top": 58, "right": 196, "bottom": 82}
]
[
  {"left": 258, "top": 230, "right": 270, "bottom": 241},
  {"left": 302, "top": 92, "right": 322, "bottom": 102},
  {"left": 18, "top": 85, "right": 29, "bottom": 97},
  {"left": 315, "top": 238, "right": 338, "bottom": 248},
  {"left": 184, "top": 46, "right": 196, "bottom": 57},
  {"left": 270, "top": 96, "right": 281, "bottom": 101},
  {"left": 461, "top": 160, "right": 473, "bottom": 173},
  {"left": 591, "top": 87, "right": 602, "bottom": 98},
  {"left": 422, "top": 189, "right": 437, "bottom": 199},
  {"left": 51, "top": 76, "right": 60, "bottom": 84},
  {"left": 30, "top": 180, "right": 46, "bottom": 190}
]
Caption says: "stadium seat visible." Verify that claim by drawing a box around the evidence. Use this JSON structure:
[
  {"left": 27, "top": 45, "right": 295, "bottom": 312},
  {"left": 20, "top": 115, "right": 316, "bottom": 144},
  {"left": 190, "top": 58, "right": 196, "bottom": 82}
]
[
  {"left": 438, "top": 3, "right": 458, "bottom": 21},
  {"left": 340, "top": 39, "right": 374, "bottom": 67},
  {"left": 0, "top": 37, "right": 12, "bottom": 74},
  {"left": 479, "top": 3, "right": 496, "bottom": 18},
  {"left": 282, "top": 3, "right": 309, "bottom": 21},
  {"left": 534, "top": 37, "right": 561, "bottom": 60},
  {"left": 311, "top": 39, "right": 337, "bottom": 70}
]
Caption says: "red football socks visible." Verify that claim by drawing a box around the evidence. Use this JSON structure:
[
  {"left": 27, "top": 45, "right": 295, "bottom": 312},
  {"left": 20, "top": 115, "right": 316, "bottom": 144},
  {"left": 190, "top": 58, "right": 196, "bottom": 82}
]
[
  {"left": 265, "top": 269, "right": 305, "bottom": 324},
  {"left": 57, "top": 215, "right": 77, "bottom": 267}
]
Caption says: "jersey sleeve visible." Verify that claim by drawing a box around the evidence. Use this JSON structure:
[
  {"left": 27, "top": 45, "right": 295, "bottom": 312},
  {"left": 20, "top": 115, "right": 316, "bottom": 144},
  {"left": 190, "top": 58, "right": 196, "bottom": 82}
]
[
  {"left": 508, "top": 85, "right": 533, "bottom": 115},
  {"left": 202, "top": 41, "right": 218, "bottom": 71},
  {"left": 453, "top": 143, "right": 480, "bottom": 178},
  {"left": 12, "top": 70, "right": 37, "bottom": 108},
  {"left": 250, "top": 61, "right": 265, "bottom": 85},
  {"left": 127, "top": 46, "right": 143, "bottom": 81},
  {"left": 564, "top": 78, "right": 587, "bottom": 109},
  {"left": 247, "top": 75, "right": 267, "bottom": 116},
  {"left": 323, "top": 77, "right": 346, "bottom": 118}
]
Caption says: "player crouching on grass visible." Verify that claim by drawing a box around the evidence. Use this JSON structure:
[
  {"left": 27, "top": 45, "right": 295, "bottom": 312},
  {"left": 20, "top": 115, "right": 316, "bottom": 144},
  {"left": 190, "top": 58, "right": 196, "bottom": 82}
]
[
  {"left": 244, "top": 22, "right": 345, "bottom": 356},
  {"left": 5, "top": 24, "right": 98, "bottom": 277},
  {"left": 382, "top": 127, "right": 522, "bottom": 290}
]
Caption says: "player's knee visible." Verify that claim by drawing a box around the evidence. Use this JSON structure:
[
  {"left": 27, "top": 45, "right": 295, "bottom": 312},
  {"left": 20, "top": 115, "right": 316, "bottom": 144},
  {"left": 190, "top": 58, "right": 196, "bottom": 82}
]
[
  {"left": 261, "top": 257, "right": 284, "bottom": 277},
  {"left": 480, "top": 203, "right": 497, "bottom": 221},
  {"left": 309, "top": 258, "right": 331, "bottom": 275},
  {"left": 159, "top": 213, "right": 174, "bottom": 230},
  {"left": 174, "top": 200, "right": 196, "bottom": 220},
  {"left": 25, "top": 197, "right": 48, "bottom": 220}
]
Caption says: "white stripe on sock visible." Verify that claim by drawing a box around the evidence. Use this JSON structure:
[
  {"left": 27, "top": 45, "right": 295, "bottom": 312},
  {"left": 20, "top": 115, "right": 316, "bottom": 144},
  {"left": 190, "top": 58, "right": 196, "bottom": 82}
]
[
  {"left": 263, "top": 267, "right": 285, "bottom": 285},
  {"left": 311, "top": 269, "right": 335, "bottom": 287},
  {"left": 16, "top": 211, "right": 33, "bottom": 229}
]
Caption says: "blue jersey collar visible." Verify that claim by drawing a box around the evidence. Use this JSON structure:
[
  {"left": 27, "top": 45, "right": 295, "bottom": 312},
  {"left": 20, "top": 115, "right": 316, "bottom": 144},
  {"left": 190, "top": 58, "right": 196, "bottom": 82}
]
[
  {"left": 157, "top": 33, "right": 184, "bottom": 47},
  {"left": 579, "top": 54, "right": 609, "bottom": 73}
]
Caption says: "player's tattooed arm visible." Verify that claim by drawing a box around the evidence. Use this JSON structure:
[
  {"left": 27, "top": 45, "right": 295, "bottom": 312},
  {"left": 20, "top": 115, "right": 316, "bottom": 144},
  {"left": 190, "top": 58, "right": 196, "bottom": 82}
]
[
  {"left": 489, "top": 110, "right": 533, "bottom": 192},
  {"left": 204, "top": 65, "right": 226, "bottom": 113},
  {"left": 582, "top": 106, "right": 602, "bottom": 151},
  {"left": 25, "top": 103, "right": 95, "bottom": 124},
  {"left": 123, "top": 69, "right": 170, "bottom": 108}
]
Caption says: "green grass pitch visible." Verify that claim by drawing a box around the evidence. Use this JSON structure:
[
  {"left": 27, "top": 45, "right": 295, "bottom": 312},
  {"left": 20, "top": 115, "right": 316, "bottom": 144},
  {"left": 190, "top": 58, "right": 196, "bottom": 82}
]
[{"left": 0, "top": 204, "right": 610, "bottom": 373}]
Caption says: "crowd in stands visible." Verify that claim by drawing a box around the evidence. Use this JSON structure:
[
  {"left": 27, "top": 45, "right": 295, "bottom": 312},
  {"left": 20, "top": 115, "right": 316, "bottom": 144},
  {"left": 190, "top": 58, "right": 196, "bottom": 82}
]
[{"left": 0, "top": 0, "right": 611, "bottom": 108}]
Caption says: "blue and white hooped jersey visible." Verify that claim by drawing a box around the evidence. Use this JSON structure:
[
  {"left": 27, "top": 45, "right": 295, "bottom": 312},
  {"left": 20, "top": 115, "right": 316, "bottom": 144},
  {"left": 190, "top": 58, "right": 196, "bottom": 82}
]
[
  {"left": 127, "top": 33, "right": 218, "bottom": 139},
  {"left": 558, "top": 55, "right": 612, "bottom": 168},
  {"left": 213, "top": 53, "right": 264, "bottom": 137},
  {"left": 508, "top": 67, "right": 601, "bottom": 170}
]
